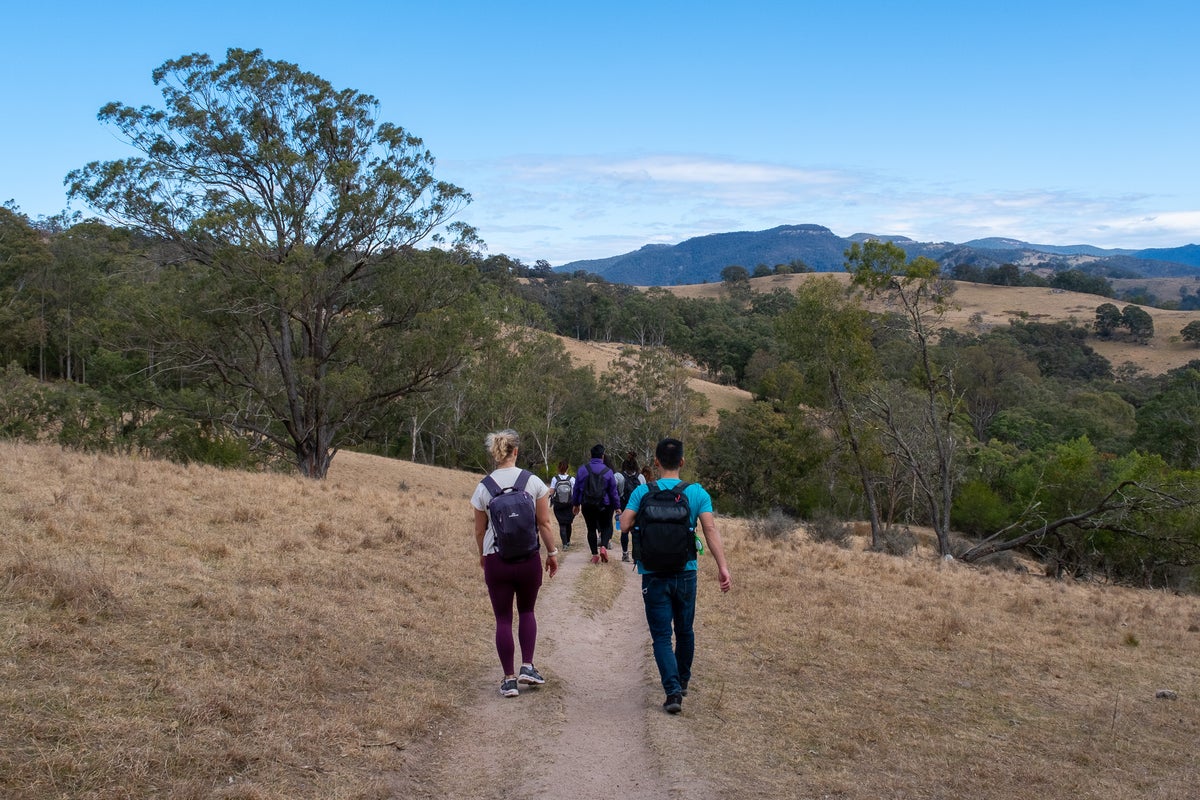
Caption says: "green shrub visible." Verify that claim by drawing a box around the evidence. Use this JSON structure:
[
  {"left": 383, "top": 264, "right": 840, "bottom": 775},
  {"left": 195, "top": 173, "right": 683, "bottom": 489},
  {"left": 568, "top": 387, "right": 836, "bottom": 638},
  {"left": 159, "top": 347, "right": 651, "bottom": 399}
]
[
  {"left": 126, "top": 412, "right": 260, "bottom": 469},
  {"left": 951, "top": 479, "right": 1011, "bottom": 537},
  {"left": 0, "top": 364, "right": 119, "bottom": 450}
]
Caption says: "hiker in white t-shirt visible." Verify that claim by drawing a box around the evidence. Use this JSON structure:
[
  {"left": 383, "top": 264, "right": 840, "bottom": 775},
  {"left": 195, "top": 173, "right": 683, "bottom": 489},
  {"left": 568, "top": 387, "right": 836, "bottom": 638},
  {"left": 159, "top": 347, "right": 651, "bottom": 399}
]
[
  {"left": 471, "top": 429, "right": 559, "bottom": 698},
  {"left": 549, "top": 460, "right": 577, "bottom": 549}
]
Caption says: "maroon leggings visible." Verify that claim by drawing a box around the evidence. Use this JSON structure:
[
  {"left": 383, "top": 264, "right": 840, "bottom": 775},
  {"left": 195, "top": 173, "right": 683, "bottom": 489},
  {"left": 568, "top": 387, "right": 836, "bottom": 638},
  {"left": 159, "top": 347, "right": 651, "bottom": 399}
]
[{"left": 483, "top": 553, "right": 543, "bottom": 675}]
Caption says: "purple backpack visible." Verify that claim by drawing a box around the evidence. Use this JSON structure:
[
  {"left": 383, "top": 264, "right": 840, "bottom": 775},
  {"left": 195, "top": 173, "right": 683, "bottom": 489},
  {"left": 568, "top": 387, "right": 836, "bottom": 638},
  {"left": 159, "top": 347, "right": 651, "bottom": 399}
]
[{"left": 481, "top": 470, "right": 539, "bottom": 562}]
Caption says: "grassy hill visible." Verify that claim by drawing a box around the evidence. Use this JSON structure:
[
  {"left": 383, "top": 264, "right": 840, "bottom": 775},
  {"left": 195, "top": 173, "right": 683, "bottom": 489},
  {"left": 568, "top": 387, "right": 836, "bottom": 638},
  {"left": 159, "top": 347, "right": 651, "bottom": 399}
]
[
  {"left": 553, "top": 334, "right": 753, "bottom": 427},
  {"left": 669, "top": 272, "right": 1200, "bottom": 376},
  {"left": 3, "top": 441, "right": 1198, "bottom": 798}
]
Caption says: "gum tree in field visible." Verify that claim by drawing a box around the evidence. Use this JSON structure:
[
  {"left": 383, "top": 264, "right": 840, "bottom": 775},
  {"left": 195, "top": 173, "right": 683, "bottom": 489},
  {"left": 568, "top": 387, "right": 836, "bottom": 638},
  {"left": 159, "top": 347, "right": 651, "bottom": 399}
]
[
  {"left": 1181, "top": 320, "right": 1200, "bottom": 345},
  {"left": 1121, "top": 304, "right": 1154, "bottom": 343},
  {"left": 847, "top": 240, "right": 961, "bottom": 557},
  {"left": 1094, "top": 302, "right": 1123, "bottom": 339},
  {"left": 777, "top": 276, "right": 886, "bottom": 547},
  {"left": 67, "top": 49, "right": 481, "bottom": 478}
]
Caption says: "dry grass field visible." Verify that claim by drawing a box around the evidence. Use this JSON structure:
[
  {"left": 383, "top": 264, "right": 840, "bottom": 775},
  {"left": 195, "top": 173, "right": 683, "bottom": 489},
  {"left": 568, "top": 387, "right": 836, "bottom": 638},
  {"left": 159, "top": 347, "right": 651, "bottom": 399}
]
[
  {"left": 3, "top": 440, "right": 1198, "bottom": 798},
  {"left": 0, "top": 442, "right": 492, "bottom": 799},
  {"left": 554, "top": 336, "right": 753, "bottom": 427},
  {"left": 668, "top": 273, "right": 1200, "bottom": 376}
]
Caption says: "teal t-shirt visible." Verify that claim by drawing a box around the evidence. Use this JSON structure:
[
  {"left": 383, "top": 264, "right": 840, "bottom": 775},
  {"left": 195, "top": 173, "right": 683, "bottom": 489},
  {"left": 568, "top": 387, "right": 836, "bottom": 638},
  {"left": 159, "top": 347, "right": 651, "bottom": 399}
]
[{"left": 624, "top": 478, "right": 712, "bottom": 574}]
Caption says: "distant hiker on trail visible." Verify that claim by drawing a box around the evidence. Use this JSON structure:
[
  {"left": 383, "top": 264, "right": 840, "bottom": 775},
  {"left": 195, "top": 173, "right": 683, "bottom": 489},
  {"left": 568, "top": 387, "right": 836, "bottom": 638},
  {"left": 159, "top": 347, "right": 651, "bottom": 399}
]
[
  {"left": 617, "top": 451, "right": 647, "bottom": 562},
  {"left": 619, "top": 437, "right": 731, "bottom": 715},
  {"left": 471, "top": 429, "right": 559, "bottom": 698},
  {"left": 612, "top": 466, "right": 626, "bottom": 543},
  {"left": 572, "top": 443, "right": 621, "bottom": 564},
  {"left": 549, "top": 460, "right": 577, "bottom": 550}
]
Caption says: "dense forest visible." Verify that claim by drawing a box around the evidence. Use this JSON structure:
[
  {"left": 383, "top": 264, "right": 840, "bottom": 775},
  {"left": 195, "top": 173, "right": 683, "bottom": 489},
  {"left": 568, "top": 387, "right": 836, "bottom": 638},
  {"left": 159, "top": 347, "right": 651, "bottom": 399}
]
[
  {"left": 3, "top": 48, "right": 1199, "bottom": 591},
  {"left": 4, "top": 202, "right": 1200, "bottom": 589}
]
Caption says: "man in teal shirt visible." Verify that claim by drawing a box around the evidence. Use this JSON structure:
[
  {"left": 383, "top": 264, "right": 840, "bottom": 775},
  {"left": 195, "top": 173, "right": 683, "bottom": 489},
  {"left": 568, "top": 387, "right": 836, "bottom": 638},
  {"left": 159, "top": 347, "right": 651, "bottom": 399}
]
[{"left": 619, "top": 438, "right": 732, "bottom": 714}]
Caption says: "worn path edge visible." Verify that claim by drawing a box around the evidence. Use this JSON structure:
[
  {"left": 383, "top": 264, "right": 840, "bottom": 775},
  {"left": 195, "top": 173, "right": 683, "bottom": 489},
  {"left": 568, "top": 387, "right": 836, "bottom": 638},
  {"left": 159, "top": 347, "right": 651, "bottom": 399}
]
[{"left": 407, "top": 548, "right": 715, "bottom": 799}]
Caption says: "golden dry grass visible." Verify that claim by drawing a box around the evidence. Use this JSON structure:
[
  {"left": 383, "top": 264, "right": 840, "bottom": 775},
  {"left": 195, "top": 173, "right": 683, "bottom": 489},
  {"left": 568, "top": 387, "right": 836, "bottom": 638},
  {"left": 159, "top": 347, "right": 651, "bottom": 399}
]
[
  {"left": 571, "top": 551, "right": 627, "bottom": 618},
  {"left": 0, "top": 441, "right": 494, "bottom": 800},
  {"left": 3, "top": 441, "right": 1199, "bottom": 799},
  {"left": 684, "top": 525, "right": 1200, "bottom": 799}
]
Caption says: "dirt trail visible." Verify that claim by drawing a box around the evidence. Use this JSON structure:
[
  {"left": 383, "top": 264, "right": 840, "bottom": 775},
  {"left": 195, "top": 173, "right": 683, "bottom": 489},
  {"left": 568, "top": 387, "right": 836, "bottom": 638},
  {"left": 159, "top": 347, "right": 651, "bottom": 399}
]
[{"left": 415, "top": 548, "right": 713, "bottom": 799}]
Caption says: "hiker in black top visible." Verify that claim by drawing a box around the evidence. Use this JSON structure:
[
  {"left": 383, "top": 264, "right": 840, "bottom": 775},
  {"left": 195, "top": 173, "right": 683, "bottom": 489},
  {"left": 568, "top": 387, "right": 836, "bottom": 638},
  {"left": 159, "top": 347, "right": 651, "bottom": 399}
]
[
  {"left": 571, "top": 443, "right": 621, "bottom": 564},
  {"left": 617, "top": 451, "right": 646, "bottom": 562},
  {"left": 548, "top": 459, "right": 577, "bottom": 549}
]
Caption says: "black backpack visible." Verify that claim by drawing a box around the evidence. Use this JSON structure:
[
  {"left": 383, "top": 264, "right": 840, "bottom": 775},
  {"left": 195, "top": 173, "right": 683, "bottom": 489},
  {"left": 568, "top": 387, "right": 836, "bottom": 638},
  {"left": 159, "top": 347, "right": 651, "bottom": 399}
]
[
  {"left": 619, "top": 468, "right": 640, "bottom": 509},
  {"left": 633, "top": 481, "right": 696, "bottom": 572},
  {"left": 481, "top": 470, "right": 540, "bottom": 562},
  {"left": 580, "top": 463, "right": 611, "bottom": 507}
]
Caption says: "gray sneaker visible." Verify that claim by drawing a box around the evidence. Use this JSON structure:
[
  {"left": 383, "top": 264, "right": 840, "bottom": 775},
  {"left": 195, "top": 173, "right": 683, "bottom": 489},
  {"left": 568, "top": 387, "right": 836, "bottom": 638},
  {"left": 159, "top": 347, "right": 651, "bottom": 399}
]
[
  {"left": 517, "top": 664, "right": 545, "bottom": 685},
  {"left": 500, "top": 678, "right": 519, "bottom": 697}
]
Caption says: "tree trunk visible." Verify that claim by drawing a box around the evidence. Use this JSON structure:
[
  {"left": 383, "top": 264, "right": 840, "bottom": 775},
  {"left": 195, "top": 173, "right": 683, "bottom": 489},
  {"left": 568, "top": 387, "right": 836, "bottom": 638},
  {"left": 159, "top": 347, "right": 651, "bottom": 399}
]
[{"left": 831, "top": 370, "right": 882, "bottom": 548}]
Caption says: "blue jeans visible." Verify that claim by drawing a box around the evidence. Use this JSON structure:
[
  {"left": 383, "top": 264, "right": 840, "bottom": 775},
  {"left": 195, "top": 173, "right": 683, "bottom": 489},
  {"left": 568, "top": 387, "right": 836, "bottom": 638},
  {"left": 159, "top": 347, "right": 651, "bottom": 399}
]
[{"left": 641, "top": 570, "right": 697, "bottom": 696}]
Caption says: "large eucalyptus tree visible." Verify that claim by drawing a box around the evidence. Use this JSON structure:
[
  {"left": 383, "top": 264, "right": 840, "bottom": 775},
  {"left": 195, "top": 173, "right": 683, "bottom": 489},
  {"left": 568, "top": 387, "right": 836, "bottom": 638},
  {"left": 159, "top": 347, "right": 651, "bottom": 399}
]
[{"left": 68, "top": 49, "right": 482, "bottom": 477}]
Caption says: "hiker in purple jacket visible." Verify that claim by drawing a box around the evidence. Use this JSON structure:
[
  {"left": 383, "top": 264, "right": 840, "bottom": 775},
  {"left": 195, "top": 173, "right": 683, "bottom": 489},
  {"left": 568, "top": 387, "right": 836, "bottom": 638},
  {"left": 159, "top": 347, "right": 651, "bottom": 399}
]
[{"left": 571, "top": 443, "right": 621, "bottom": 564}]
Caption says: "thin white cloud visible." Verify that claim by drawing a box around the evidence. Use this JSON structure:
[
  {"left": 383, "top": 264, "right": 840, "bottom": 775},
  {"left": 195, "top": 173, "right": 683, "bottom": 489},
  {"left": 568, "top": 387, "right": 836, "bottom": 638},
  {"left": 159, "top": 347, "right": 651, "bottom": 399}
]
[
  {"left": 591, "top": 156, "right": 847, "bottom": 187},
  {"left": 445, "top": 152, "right": 1200, "bottom": 264},
  {"left": 1095, "top": 211, "right": 1200, "bottom": 244}
]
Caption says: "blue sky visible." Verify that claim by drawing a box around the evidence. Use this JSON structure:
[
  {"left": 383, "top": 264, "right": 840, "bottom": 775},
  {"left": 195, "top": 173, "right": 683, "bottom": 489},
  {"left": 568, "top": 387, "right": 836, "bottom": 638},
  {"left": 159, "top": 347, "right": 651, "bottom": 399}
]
[{"left": 3, "top": 1, "right": 1198, "bottom": 265}]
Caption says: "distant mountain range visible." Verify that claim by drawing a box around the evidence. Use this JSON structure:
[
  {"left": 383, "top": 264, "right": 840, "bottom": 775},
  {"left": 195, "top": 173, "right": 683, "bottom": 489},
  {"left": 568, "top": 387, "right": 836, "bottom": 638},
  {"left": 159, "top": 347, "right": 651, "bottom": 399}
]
[{"left": 555, "top": 224, "right": 1200, "bottom": 286}]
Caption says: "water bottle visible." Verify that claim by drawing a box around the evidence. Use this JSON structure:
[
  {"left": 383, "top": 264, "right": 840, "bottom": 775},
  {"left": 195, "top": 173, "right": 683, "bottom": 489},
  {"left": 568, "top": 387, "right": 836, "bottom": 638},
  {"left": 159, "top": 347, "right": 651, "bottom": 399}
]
[{"left": 695, "top": 534, "right": 704, "bottom": 555}]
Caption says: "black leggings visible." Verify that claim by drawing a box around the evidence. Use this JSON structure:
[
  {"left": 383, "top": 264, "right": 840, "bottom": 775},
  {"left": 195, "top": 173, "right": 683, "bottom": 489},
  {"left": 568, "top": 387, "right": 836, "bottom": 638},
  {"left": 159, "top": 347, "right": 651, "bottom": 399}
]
[
  {"left": 582, "top": 505, "right": 614, "bottom": 554},
  {"left": 554, "top": 506, "right": 575, "bottom": 546}
]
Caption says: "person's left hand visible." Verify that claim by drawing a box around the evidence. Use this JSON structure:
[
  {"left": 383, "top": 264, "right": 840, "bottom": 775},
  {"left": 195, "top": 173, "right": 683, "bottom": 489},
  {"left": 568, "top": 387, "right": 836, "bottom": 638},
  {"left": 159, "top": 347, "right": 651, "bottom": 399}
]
[{"left": 717, "top": 568, "right": 732, "bottom": 593}]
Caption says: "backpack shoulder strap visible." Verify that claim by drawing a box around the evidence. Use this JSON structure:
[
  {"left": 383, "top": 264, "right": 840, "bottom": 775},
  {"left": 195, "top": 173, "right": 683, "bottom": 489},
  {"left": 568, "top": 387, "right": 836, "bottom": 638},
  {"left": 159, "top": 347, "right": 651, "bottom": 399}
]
[
  {"left": 481, "top": 475, "right": 502, "bottom": 498},
  {"left": 513, "top": 470, "right": 532, "bottom": 492},
  {"left": 674, "top": 482, "right": 691, "bottom": 494}
]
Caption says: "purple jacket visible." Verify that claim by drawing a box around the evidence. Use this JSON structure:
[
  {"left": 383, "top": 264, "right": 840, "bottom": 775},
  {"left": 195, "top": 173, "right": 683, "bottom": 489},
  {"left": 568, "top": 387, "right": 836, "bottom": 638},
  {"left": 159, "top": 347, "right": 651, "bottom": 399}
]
[{"left": 572, "top": 458, "right": 621, "bottom": 508}]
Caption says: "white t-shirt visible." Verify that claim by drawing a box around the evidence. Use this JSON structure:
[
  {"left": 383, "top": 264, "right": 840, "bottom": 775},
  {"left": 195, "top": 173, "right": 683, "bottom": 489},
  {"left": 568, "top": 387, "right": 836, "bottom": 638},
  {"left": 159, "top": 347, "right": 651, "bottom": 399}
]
[{"left": 471, "top": 467, "right": 550, "bottom": 555}]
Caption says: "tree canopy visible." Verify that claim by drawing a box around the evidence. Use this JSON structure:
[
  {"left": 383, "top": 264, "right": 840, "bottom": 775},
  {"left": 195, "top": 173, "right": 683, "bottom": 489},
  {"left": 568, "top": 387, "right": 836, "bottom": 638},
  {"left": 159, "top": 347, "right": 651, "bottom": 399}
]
[{"left": 66, "top": 49, "right": 479, "bottom": 477}]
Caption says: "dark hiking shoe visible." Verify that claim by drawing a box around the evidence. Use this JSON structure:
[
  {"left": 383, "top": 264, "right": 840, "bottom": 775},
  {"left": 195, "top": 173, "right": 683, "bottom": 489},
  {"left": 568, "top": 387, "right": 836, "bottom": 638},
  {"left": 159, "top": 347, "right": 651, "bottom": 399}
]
[
  {"left": 680, "top": 680, "right": 689, "bottom": 697},
  {"left": 518, "top": 665, "right": 545, "bottom": 685},
  {"left": 500, "top": 678, "right": 519, "bottom": 698},
  {"left": 663, "top": 693, "right": 683, "bottom": 714},
  {"left": 621, "top": 551, "right": 631, "bottom": 562}
]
